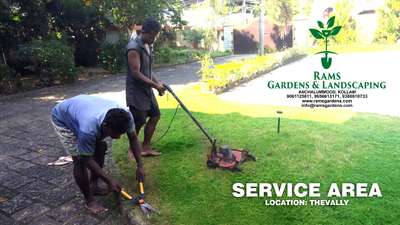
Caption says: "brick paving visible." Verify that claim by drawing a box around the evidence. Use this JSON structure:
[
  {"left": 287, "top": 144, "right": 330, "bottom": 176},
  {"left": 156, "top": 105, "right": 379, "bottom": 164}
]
[{"left": 0, "top": 54, "right": 254, "bottom": 224}]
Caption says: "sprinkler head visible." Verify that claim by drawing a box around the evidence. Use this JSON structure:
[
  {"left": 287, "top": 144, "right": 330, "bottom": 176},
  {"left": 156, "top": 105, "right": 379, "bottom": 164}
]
[{"left": 276, "top": 111, "right": 283, "bottom": 134}]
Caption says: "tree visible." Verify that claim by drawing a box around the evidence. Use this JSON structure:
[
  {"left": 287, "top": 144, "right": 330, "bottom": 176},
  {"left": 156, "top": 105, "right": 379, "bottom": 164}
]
[
  {"left": 265, "top": 0, "right": 299, "bottom": 38},
  {"left": 209, "top": 0, "right": 241, "bottom": 16},
  {"left": 0, "top": 0, "right": 49, "bottom": 61},
  {"left": 332, "top": 0, "right": 357, "bottom": 44},
  {"left": 183, "top": 29, "right": 205, "bottom": 49},
  {"left": 375, "top": 0, "right": 400, "bottom": 43},
  {"left": 47, "top": 0, "right": 106, "bottom": 66},
  {"left": 91, "top": 0, "right": 185, "bottom": 34},
  {"left": 298, "top": 0, "right": 313, "bottom": 17}
]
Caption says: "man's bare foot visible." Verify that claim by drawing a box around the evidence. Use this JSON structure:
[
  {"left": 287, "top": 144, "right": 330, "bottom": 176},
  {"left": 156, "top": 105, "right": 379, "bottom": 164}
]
[
  {"left": 142, "top": 145, "right": 161, "bottom": 156},
  {"left": 85, "top": 200, "right": 108, "bottom": 215},
  {"left": 141, "top": 150, "right": 162, "bottom": 156}
]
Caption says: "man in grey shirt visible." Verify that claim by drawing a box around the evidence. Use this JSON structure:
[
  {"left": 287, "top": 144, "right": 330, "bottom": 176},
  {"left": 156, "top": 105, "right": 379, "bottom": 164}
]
[{"left": 126, "top": 18, "right": 166, "bottom": 156}]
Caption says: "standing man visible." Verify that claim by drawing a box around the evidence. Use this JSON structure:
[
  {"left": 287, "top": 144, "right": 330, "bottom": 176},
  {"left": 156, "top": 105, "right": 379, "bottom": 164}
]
[
  {"left": 51, "top": 95, "right": 144, "bottom": 215},
  {"left": 126, "top": 18, "right": 166, "bottom": 156}
]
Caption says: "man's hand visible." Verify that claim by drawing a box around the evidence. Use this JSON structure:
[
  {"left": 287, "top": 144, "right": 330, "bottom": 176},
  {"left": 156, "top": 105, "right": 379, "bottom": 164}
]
[
  {"left": 136, "top": 166, "right": 145, "bottom": 181},
  {"left": 156, "top": 83, "right": 166, "bottom": 96},
  {"left": 107, "top": 178, "right": 122, "bottom": 193}
]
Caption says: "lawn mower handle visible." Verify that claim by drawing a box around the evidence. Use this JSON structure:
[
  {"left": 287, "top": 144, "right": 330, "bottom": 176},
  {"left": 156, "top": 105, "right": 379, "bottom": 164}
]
[{"left": 163, "top": 84, "right": 217, "bottom": 149}]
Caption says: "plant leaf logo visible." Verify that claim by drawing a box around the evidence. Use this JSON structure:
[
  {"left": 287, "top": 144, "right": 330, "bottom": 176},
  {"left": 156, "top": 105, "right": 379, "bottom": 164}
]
[{"left": 309, "top": 16, "right": 342, "bottom": 69}]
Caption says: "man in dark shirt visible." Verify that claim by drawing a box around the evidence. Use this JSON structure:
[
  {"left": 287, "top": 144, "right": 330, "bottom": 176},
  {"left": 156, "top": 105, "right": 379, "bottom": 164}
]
[{"left": 126, "top": 18, "right": 166, "bottom": 156}]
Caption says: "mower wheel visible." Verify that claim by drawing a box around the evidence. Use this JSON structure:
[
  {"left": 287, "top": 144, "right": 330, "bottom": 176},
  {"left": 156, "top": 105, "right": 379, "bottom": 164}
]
[
  {"left": 207, "top": 160, "right": 218, "bottom": 168},
  {"left": 230, "top": 166, "right": 242, "bottom": 172},
  {"left": 247, "top": 154, "right": 256, "bottom": 161}
]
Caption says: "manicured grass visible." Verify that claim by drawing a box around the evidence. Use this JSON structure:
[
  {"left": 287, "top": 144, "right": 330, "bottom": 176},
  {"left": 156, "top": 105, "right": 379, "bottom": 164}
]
[
  {"left": 113, "top": 85, "right": 400, "bottom": 225},
  {"left": 155, "top": 48, "right": 231, "bottom": 67}
]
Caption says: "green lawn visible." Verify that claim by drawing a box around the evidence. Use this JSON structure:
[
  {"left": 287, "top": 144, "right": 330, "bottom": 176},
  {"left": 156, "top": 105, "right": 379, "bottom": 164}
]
[{"left": 113, "top": 86, "right": 400, "bottom": 225}]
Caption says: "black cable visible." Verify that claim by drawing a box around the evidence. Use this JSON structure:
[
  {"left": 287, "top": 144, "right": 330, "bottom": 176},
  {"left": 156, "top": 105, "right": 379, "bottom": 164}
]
[{"left": 151, "top": 103, "right": 180, "bottom": 144}]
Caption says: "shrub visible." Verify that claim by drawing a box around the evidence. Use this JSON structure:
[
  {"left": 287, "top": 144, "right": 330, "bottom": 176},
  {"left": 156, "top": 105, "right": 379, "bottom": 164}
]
[
  {"left": 200, "top": 48, "right": 307, "bottom": 92},
  {"left": 154, "top": 47, "right": 230, "bottom": 65},
  {"left": 98, "top": 38, "right": 127, "bottom": 73},
  {"left": 29, "top": 39, "right": 77, "bottom": 84},
  {"left": 15, "top": 45, "right": 37, "bottom": 75},
  {"left": 375, "top": 0, "right": 400, "bottom": 43},
  {"left": 183, "top": 29, "right": 205, "bottom": 49},
  {"left": 155, "top": 47, "right": 174, "bottom": 64},
  {"left": 198, "top": 53, "right": 215, "bottom": 80},
  {"left": 333, "top": 0, "right": 358, "bottom": 44}
]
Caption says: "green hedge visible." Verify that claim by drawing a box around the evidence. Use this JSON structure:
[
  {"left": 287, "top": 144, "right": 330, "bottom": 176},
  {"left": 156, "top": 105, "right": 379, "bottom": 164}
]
[
  {"left": 29, "top": 39, "right": 77, "bottom": 83},
  {"left": 200, "top": 48, "right": 307, "bottom": 92},
  {"left": 154, "top": 47, "right": 230, "bottom": 65},
  {"left": 98, "top": 38, "right": 127, "bottom": 74},
  {"left": 98, "top": 41, "right": 230, "bottom": 73},
  {"left": 1, "top": 39, "right": 76, "bottom": 94}
]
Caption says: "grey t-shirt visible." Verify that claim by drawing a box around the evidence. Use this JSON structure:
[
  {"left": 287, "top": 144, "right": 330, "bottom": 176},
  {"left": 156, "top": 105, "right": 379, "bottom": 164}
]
[{"left": 126, "top": 36, "right": 157, "bottom": 110}]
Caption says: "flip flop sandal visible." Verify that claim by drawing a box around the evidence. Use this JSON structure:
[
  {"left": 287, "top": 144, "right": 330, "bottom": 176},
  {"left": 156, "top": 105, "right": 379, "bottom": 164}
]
[
  {"left": 47, "top": 156, "right": 73, "bottom": 166},
  {"left": 85, "top": 204, "right": 108, "bottom": 215},
  {"left": 59, "top": 156, "right": 73, "bottom": 162}
]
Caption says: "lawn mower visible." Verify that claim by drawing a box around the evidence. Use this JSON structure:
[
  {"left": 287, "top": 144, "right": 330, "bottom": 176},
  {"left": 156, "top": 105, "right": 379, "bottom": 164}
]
[{"left": 163, "top": 84, "right": 256, "bottom": 172}]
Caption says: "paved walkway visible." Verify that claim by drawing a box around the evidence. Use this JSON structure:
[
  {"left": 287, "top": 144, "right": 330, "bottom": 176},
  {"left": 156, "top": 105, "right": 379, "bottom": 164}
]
[{"left": 0, "top": 54, "right": 255, "bottom": 225}]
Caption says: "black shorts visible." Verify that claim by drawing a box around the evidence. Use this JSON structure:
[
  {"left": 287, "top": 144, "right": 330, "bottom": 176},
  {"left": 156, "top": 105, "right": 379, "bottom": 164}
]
[{"left": 129, "top": 101, "right": 160, "bottom": 127}]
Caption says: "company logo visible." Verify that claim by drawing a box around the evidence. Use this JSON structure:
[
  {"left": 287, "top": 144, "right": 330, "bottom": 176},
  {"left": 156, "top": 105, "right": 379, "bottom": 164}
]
[{"left": 309, "top": 16, "right": 342, "bottom": 69}]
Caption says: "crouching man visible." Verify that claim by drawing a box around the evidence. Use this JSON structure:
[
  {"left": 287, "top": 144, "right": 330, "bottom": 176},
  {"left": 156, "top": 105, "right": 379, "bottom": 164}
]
[{"left": 51, "top": 95, "right": 144, "bottom": 215}]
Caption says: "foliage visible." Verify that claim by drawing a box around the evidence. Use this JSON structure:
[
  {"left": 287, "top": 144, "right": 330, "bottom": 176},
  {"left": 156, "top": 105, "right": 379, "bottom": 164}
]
[
  {"left": 48, "top": 0, "right": 106, "bottom": 66},
  {"left": 98, "top": 37, "right": 128, "bottom": 73},
  {"left": 0, "top": 0, "right": 49, "bottom": 50},
  {"left": 201, "top": 54, "right": 276, "bottom": 90},
  {"left": 298, "top": 0, "right": 313, "bottom": 16},
  {"left": 29, "top": 39, "right": 77, "bottom": 83},
  {"left": 200, "top": 48, "right": 307, "bottom": 91},
  {"left": 210, "top": 50, "right": 232, "bottom": 58},
  {"left": 0, "top": 0, "right": 108, "bottom": 69},
  {"left": 202, "top": 27, "right": 218, "bottom": 51},
  {"left": 265, "top": 0, "right": 299, "bottom": 28},
  {"left": 0, "top": 63, "right": 17, "bottom": 94},
  {"left": 198, "top": 53, "right": 215, "bottom": 80},
  {"left": 332, "top": 0, "right": 358, "bottom": 44},
  {"left": 90, "top": 0, "right": 186, "bottom": 31},
  {"left": 157, "top": 27, "right": 178, "bottom": 47},
  {"left": 259, "top": 0, "right": 299, "bottom": 48},
  {"left": 97, "top": 41, "right": 230, "bottom": 73},
  {"left": 183, "top": 29, "right": 205, "bottom": 49},
  {"left": 375, "top": 0, "right": 400, "bottom": 43},
  {"left": 154, "top": 47, "right": 229, "bottom": 65},
  {"left": 208, "top": 0, "right": 241, "bottom": 16}
]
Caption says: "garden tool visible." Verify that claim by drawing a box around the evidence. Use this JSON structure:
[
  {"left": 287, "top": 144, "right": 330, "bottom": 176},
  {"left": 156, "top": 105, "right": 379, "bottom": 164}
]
[
  {"left": 120, "top": 182, "right": 159, "bottom": 218},
  {"left": 163, "top": 84, "right": 256, "bottom": 172}
]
